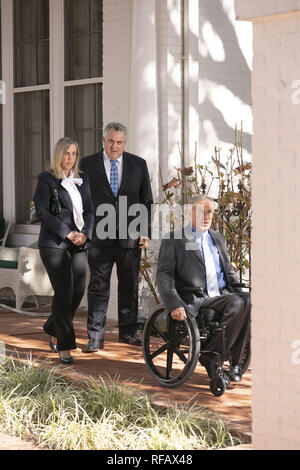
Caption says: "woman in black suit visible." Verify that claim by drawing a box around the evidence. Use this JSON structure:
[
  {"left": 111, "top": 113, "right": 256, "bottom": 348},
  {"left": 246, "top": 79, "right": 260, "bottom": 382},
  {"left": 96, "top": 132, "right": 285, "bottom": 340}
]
[{"left": 33, "top": 137, "right": 94, "bottom": 364}]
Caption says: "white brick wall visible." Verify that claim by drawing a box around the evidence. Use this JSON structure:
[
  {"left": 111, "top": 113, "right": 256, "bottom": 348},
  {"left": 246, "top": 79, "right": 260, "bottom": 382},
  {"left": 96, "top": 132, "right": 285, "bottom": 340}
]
[
  {"left": 156, "top": 0, "right": 182, "bottom": 200},
  {"left": 185, "top": 0, "right": 252, "bottom": 166},
  {"left": 103, "top": 0, "right": 132, "bottom": 127},
  {"left": 236, "top": 1, "right": 300, "bottom": 450}
]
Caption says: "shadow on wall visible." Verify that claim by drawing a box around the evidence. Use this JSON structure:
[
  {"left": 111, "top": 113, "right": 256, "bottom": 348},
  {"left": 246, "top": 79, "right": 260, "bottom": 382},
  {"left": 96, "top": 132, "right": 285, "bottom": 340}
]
[
  {"left": 132, "top": 0, "right": 252, "bottom": 198},
  {"left": 191, "top": 0, "right": 252, "bottom": 155}
]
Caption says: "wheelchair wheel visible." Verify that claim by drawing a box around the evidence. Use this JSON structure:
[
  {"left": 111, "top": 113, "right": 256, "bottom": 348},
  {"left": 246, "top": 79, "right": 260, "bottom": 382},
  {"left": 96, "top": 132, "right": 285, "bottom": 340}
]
[
  {"left": 240, "top": 343, "right": 251, "bottom": 375},
  {"left": 143, "top": 304, "right": 200, "bottom": 387}
]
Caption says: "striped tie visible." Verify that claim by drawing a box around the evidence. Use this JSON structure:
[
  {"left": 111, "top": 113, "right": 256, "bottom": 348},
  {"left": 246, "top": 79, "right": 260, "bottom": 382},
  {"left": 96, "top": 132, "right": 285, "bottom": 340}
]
[{"left": 110, "top": 160, "right": 119, "bottom": 196}]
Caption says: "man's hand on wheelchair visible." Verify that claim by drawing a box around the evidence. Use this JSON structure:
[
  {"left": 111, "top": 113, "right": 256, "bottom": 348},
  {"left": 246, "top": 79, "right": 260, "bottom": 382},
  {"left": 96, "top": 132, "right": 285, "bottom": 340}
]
[{"left": 171, "top": 307, "right": 187, "bottom": 321}]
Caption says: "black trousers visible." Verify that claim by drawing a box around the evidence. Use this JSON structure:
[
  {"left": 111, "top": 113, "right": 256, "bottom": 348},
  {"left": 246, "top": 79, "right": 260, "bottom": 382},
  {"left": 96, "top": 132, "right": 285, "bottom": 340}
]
[
  {"left": 198, "top": 290, "right": 251, "bottom": 364},
  {"left": 39, "top": 246, "right": 87, "bottom": 351},
  {"left": 87, "top": 241, "right": 141, "bottom": 341}
]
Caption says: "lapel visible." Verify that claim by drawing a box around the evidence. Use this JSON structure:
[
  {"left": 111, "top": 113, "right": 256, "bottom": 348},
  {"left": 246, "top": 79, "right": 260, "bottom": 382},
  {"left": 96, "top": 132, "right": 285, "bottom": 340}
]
[
  {"left": 182, "top": 226, "right": 205, "bottom": 268},
  {"left": 182, "top": 227, "right": 227, "bottom": 270},
  {"left": 97, "top": 151, "right": 115, "bottom": 198},
  {"left": 118, "top": 152, "right": 129, "bottom": 194},
  {"left": 208, "top": 229, "right": 227, "bottom": 268},
  {"left": 57, "top": 180, "right": 73, "bottom": 213},
  {"left": 46, "top": 174, "right": 72, "bottom": 213}
]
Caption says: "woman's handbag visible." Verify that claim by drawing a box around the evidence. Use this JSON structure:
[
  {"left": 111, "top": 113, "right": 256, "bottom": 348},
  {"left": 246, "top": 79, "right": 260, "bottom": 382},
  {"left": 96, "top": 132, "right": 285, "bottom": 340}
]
[
  {"left": 30, "top": 182, "right": 61, "bottom": 224},
  {"left": 49, "top": 186, "right": 61, "bottom": 216}
]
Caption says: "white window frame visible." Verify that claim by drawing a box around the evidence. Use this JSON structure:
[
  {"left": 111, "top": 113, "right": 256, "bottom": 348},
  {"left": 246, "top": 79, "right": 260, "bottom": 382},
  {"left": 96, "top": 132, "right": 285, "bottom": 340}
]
[{"left": 1, "top": 0, "right": 103, "bottom": 224}]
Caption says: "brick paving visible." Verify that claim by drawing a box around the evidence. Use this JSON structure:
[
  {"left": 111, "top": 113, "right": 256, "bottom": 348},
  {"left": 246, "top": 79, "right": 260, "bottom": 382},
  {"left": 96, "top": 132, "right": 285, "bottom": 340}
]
[
  {"left": 0, "top": 308, "right": 252, "bottom": 450},
  {"left": 0, "top": 432, "right": 40, "bottom": 451}
]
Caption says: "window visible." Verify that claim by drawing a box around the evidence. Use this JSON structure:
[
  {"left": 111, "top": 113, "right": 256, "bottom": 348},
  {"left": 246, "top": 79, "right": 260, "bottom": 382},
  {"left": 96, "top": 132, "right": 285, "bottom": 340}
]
[
  {"left": 65, "top": 0, "right": 103, "bottom": 80},
  {"left": 65, "top": 83, "right": 102, "bottom": 156},
  {"left": 14, "top": 91, "right": 50, "bottom": 223},
  {"left": 64, "top": 0, "right": 103, "bottom": 157},
  {"left": 14, "top": 0, "right": 49, "bottom": 87},
  {"left": 9, "top": 0, "right": 103, "bottom": 223},
  {"left": 13, "top": 0, "right": 50, "bottom": 223}
]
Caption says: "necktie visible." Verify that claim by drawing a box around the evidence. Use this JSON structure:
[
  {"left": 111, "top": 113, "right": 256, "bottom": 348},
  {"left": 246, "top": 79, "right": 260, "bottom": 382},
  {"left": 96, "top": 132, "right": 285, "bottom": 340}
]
[
  {"left": 202, "top": 233, "right": 220, "bottom": 297},
  {"left": 110, "top": 160, "right": 119, "bottom": 196}
]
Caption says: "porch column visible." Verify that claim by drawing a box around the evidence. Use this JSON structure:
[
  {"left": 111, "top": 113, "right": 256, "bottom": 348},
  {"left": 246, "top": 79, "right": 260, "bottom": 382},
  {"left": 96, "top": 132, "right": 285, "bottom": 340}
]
[
  {"left": 128, "top": 0, "right": 159, "bottom": 200},
  {"left": 236, "top": 0, "right": 300, "bottom": 450}
]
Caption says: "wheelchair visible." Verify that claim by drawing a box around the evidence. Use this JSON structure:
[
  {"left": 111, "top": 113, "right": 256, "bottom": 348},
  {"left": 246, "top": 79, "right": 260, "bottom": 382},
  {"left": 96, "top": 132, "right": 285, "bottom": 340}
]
[{"left": 142, "top": 301, "right": 251, "bottom": 397}]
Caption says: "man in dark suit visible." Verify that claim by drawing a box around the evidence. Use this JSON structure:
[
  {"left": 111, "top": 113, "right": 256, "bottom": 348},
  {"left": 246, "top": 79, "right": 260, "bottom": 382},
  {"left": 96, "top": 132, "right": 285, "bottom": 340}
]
[
  {"left": 80, "top": 122, "right": 153, "bottom": 351},
  {"left": 156, "top": 195, "right": 250, "bottom": 383}
]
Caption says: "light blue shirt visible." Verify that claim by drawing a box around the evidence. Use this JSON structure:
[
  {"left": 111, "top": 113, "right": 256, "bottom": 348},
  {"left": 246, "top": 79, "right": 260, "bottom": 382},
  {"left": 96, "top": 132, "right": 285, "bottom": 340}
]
[{"left": 192, "top": 226, "right": 226, "bottom": 290}]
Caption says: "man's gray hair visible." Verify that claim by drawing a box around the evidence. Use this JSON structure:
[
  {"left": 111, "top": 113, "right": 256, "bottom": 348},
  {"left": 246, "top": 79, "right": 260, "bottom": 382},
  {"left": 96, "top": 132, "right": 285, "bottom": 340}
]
[
  {"left": 103, "top": 122, "right": 128, "bottom": 140},
  {"left": 186, "top": 194, "right": 214, "bottom": 206}
]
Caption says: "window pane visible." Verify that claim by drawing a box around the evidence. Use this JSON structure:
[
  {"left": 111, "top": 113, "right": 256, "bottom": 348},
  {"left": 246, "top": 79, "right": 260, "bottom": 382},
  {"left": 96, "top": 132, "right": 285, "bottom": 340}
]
[
  {"left": 68, "top": 0, "right": 89, "bottom": 35},
  {"left": 16, "top": 43, "right": 37, "bottom": 88},
  {"left": 17, "top": 0, "right": 36, "bottom": 43},
  {"left": 24, "top": 92, "right": 43, "bottom": 133},
  {"left": 74, "top": 85, "right": 96, "bottom": 130},
  {"left": 90, "top": 32, "right": 102, "bottom": 78},
  {"left": 37, "top": 0, "right": 49, "bottom": 40},
  {"left": 65, "top": 0, "right": 103, "bottom": 80},
  {"left": 69, "top": 35, "right": 90, "bottom": 80},
  {"left": 24, "top": 134, "right": 43, "bottom": 177},
  {"left": 14, "top": 0, "right": 49, "bottom": 87},
  {"left": 75, "top": 130, "right": 101, "bottom": 157},
  {"left": 37, "top": 40, "right": 49, "bottom": 85},
  {"left": 15, "top": 91, "right": 50, "bottom": 223},
  {"left": 90, "top": 0, "right": 102, "bottom": 33},
  {"left": 65, "top": 83, "right": 102, "bottom": 158}
]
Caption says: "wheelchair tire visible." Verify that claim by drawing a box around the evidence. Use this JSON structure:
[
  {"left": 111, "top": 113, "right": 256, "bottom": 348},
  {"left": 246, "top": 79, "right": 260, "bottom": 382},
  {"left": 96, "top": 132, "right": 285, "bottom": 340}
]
[
  {"left": 240, "top": 343, "right": 251, "bottom": 375},
  {"left": 209, "top": 376, "right": 226, "bottom": 397},
  {"left": 143, "top": 304, "right": 200, "bottom": 387}
]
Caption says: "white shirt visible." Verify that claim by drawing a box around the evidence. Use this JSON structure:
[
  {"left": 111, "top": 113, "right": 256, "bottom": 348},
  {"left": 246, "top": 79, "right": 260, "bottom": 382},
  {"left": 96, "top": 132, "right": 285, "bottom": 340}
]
[
  {"left": 61, "top": 170, "right": 84, "bottom": 231},
  {"left": 103, "top": 151, "right": 123, "bottom": 187}
]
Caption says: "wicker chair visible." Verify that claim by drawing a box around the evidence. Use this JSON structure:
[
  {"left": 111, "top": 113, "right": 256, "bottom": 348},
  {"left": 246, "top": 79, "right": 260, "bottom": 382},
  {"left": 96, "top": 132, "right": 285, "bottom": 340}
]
[{"left": 0, "top": 246, "right": 53, "bottom": 310}]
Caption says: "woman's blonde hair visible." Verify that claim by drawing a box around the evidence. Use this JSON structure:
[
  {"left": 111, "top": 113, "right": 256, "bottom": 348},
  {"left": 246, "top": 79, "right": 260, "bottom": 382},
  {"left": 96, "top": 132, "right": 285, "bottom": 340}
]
[{"left": 49, "top": 137, "right": 81, "bottom": 179}]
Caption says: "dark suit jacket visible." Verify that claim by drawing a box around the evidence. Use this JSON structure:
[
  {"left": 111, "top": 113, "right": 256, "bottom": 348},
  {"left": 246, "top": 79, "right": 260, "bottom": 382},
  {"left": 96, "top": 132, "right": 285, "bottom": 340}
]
[
  {"left": 156, "top": 227, "right": 242, "bottom": 317},
  {"left": 33, "top": 171, "right": 94, "bottom": 250},
  {"left": 80, "top": 150, "right": 153, "bottom": 248}
]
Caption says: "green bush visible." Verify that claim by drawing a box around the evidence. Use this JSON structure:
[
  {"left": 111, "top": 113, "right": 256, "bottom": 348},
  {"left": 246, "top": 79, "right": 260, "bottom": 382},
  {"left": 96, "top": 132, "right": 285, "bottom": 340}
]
[{"left": 0, "top": 356, "right": 243, "bottom": 450}]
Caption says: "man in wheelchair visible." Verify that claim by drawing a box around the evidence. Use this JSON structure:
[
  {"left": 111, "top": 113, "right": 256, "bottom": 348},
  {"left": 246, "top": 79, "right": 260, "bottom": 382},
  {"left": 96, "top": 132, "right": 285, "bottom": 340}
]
[{"left": 156, "top": 195, "right": 250, "bottom": 385}]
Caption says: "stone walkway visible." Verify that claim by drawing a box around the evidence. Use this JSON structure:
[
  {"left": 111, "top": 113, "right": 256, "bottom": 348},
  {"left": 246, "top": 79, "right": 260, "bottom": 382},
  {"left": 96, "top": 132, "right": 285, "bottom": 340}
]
[{"left": 0, "top": 308, "right": 252, "bottom": 450}]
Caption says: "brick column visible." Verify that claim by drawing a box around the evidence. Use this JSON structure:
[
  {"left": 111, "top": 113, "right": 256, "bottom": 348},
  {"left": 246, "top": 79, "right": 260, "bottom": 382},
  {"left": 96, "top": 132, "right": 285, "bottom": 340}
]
[{"left": 236, "top": 0, "right": 300, "bottom": 450}]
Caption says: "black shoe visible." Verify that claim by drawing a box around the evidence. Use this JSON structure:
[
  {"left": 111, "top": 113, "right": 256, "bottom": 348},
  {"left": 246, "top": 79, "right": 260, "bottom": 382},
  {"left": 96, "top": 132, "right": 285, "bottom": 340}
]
[
  {"left": 222, "top": 370, "right": 231, "bottom": 387},
  {"left": 49, "top": 336, "right": 58, "bottom": 353},
  {"left": 59, "top": 351, "right": 74, "bottom": 365},
  {"left": 85, "top": 339, "right": 104, "bottom": 353},
  {"left": 119, "top": 333, "right": 142, "bottom": 346},
  {"left": 229, "top": 364, "right": 242, "bottom": 382}
]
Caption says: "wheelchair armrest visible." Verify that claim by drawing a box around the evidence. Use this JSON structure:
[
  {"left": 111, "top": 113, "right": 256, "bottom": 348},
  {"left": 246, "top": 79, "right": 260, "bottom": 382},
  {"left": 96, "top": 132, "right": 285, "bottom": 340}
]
[{"left": 230, "top": 282, "right": 250, "bottom": 290}]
